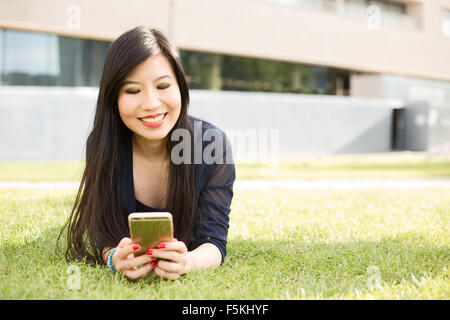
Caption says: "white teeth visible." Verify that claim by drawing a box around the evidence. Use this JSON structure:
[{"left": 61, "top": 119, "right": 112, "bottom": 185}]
[{"left": 141, "top": 113, "right": 165, "bottom": 123}]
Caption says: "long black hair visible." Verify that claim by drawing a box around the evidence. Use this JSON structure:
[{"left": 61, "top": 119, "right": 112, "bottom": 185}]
[{"left": 58, "top": 26, "right": 197, "bottom": 265}]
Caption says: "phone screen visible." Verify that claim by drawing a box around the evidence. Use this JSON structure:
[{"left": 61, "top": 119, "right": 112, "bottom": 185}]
[{"left": 129, "top": 214, "right": 173, "bottom": 255}]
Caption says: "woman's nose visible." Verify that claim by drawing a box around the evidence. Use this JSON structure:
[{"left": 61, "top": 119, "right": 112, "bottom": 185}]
[{"left": 140, "top": 89, "right": 162, "bottom": 109}]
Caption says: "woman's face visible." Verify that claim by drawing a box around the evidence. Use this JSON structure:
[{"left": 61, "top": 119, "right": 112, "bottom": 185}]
[{"left": 117, "top": 53, "right": 182, "bottom": 143}]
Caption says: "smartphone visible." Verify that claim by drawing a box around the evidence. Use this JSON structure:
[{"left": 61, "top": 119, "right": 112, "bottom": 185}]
[{"left": 128, "top": 212, "right": 173, "bottom": 256}]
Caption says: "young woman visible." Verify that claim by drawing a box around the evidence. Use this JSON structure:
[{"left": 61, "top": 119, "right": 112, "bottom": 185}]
[{"left": 58, "top": 26, "right": 235, "bottom": 280}]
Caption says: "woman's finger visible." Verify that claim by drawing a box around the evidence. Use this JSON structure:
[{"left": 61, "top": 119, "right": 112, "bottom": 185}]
[
  {"left": 123, "top": 252, "right": 154, "bottom": 270},
  {"left": 124, "top": 260, "right": 158, "bottom": 280},
  {"left": 116, "top": 243, "right": 141, "bottom": 260},
  {"left": 156, "top": 241, "right": 187, "bottom": 254},
  {"left": 157, "top": 259, "right": 183, "bottom": 274},
  {"left": 113, "top": 244, "right": 140, "bottom": 271},
  {"left": 117, "top": 237, "right": 132, "bottom": 248},
  {"left": 154, "top": 266, "right": 180, "bottom": 280},
  {"left": 147, "top": 249, "right": 183, "bottom": 263}
]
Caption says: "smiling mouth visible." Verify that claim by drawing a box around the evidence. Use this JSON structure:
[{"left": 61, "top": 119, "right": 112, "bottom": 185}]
[{"left": 139, "top": 112, "right": 168, "bottom": 123}]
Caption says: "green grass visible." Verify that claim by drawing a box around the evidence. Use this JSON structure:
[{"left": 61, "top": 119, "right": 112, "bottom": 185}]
[
  {"left": 237, "top": 155, "right": 450, "bottom": 180},
  {"left": 0, "top": 153, "right": 448, "bottom": 182},
  {"left": 0, "top": 161, "right": 84, "bottom": 182},
  {"left": 0, "top": 187, "right": 448, "bottom": 299}
]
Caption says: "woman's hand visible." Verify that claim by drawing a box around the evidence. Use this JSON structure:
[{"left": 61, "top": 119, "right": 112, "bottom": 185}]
[
  {"left": 111, "top": 237, "right": 158, "bottom": 280},
  {"left": 148, "top": 238, "right": 193, "bottom": 280}
]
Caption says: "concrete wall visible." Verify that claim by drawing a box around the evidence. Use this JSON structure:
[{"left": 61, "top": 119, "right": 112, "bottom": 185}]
[
  {"left": 396, "top": 102, "right": 450, "bottom": 151},
  {"left": 188, "top": 90, "right": 399, "bottom": 159},
  {"left": 0, "top": 86, "right": 402, "bottom": 161},
  {"left": 351, "top": 73, "right": 450, "bottom": 106},
  {"left": 0, "top": 86, "right": 96, "bottom": 161}
]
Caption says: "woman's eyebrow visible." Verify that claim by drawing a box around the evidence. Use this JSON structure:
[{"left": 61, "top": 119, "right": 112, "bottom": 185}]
[
  {"left": 122, "top": 80, "right": 140, "bottom": 86},
  {"left": 154, "top": 74, "right": 172, "bottom": 81},
  {"left": 122, "top": 75, "right": 172, "bottom": 86}
]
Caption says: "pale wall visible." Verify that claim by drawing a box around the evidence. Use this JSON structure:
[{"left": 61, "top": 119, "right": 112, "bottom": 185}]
[
  {"left": 0, "top": 86, "right": 399, "bottom": 161},
  {"left": 1, "top": 0, "right": 450, "bottom": 81}
]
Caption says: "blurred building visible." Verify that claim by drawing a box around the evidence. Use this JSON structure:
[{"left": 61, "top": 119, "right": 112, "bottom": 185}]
[
  {"left": 1, "top": 0, "right": 450, "bottom": 99},
  {"left": 0, "top": 0, "right": 449, "bottom": 160}
]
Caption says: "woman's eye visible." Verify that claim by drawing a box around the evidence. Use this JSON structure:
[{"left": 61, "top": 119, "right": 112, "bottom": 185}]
[
  {"left": 158, "top": 84, "right": 170, "bottom": 90},
  {"left": 125, "top": 89, "right": 140, "bottom": 94}
]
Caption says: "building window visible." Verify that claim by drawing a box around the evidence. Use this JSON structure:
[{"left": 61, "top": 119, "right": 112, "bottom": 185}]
[
  {"left": 343, "top": 0, "right": 419, "bottom": 29},
  {"left": 250, "top": 0, "right": 417, "bottom": 30},
  {"left": 180, "top": 50, "right": 335, "bottom": 95},
  {"left": 443, "top": 9, "right": 450, "bottom": 37},
  {"left": 0, "top": 28, "right": 111, "bottom": 86}
]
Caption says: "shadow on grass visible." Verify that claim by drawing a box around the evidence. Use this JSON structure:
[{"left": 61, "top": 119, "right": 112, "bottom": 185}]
[
  {"left": 3, "top": 226, "right": 448, "bottom": 281},
  {"left": 1, "top": 227, "right": 448, "bottom": 298},
  {"left": 1, "top": 226, "right": 77, "bottom": 268},
  {"left": 225, "top": 235, "right": 448, "bottom": 291}
]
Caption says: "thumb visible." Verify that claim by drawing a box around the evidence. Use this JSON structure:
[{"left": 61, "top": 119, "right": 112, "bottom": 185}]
[{"left": 118, "top": 237, "right": 132, "bottom": 248}]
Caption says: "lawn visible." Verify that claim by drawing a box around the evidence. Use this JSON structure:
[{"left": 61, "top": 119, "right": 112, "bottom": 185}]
[
  {"left": 0, "top": 152, "right": 449, "bottom": 182},
  {"left": 0, "top": 186, "right": 448, "bottom": 299}
]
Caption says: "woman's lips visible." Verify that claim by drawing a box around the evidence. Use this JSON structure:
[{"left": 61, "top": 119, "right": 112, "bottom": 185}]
[
  {"left": 139, "top": 112, "right": 167, "bottom": 128},
  {"left": 141, "top": 112, "right": 166, "bottom": 119}
]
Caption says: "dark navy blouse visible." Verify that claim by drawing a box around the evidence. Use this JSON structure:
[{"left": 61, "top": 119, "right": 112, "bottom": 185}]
[{"left": 118, "top": 115, "right": 235, "bottom": 264}]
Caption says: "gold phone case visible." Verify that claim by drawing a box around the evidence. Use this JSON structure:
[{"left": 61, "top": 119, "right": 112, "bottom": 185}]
[{"left": 128, "top": 212, "right": 173, "bottom": 255}]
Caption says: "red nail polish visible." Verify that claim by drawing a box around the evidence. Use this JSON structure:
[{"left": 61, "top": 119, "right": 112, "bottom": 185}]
[
  {"left": 146, "top": 249, "right": 153, "bottom": 255},
  {"left": 158, "top": 243, "right": 166, "bottom": 249},
  {"left": 151, "top": 260, "right": 158, "bottom": 267},
  {"left": 132, "top": 245, "right": 139, "bottom": 251}
]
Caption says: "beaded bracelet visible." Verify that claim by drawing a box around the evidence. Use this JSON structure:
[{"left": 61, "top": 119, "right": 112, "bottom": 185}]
[{"left": 107, "top": 247, "right": 118, "bottom": 271}]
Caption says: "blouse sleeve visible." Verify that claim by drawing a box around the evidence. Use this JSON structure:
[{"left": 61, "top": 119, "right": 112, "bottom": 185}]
[{"left": 190, "top": 131, "right": 236, "bottom": 264}]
